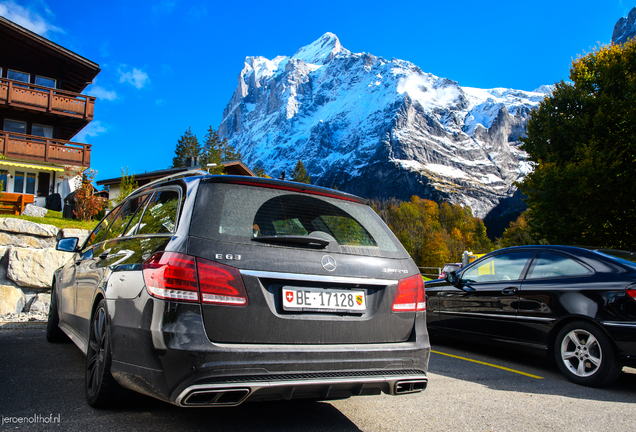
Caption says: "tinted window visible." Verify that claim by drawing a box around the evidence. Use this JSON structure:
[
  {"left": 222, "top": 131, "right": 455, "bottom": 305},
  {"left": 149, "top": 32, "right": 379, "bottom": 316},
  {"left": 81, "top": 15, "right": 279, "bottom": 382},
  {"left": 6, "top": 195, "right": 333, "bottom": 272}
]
[
  {"left": 462, "top": 252, "right": 534, "bottom": 283},
  {"left": 104, "top": 193, "right": 151, "bottom": 240},
  {"left": 191, "top": 183, "right": 406, "bottom": 258},
  {"left": 526, "top": 253, "right": 592, "bottom": 279},
  {"left": 252, "top": 195, "right": 377, "bottom": 247},
  {"left": 137, "top": 190, "right": 180, "bottom": 235},
  {"left": 84, "top": 206, "right": 124, "bottom": 250}
]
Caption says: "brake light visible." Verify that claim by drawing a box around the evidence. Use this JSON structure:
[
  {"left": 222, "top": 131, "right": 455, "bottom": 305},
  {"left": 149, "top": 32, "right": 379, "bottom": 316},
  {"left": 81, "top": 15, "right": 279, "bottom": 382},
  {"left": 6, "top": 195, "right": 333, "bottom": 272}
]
[
  {"left": 627, "top": 288, "right": 636, "bottom": 300},
  {"left": 391, "top": 274, "right": 426, "bottom": 312},
  {"left": 197, "top": 259, "right": 248, "bottom": 306},
  {"left": 227, "top": 180, "right": 362, "bottom": 202},
  {"left": 143, "top": 253, "right": 199, "bottom": 302},
  {"left": 142, "top": 252, "right": 248, "bottom": 306}
]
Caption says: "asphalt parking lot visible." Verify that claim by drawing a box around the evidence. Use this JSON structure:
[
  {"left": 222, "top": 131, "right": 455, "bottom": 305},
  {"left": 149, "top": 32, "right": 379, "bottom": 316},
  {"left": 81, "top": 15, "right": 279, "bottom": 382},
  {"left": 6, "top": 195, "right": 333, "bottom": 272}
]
[{"left": 1, "top": 326, "right": 634, "bottom": 431}]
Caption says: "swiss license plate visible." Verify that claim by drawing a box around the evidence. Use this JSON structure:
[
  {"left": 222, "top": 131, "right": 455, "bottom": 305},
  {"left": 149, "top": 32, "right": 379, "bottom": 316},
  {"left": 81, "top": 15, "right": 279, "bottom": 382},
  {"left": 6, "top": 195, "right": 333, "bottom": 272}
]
[{"left": 282, "top": 287, "right": 366, "bottom": 313}]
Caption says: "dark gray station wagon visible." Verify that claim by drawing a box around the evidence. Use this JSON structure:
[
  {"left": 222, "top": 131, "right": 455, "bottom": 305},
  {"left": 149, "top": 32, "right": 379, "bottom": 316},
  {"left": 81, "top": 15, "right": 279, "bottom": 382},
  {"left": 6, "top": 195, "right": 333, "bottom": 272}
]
[{"left": 47, "top": 172, "right": 430, "bottom": 407}]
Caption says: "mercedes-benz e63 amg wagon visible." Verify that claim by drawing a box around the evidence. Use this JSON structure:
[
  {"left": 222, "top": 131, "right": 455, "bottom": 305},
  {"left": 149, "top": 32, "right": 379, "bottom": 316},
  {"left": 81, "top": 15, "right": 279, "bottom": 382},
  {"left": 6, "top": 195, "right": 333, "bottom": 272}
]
[{"left": 47, "top": 172, "right": 430, "bottom": 407}]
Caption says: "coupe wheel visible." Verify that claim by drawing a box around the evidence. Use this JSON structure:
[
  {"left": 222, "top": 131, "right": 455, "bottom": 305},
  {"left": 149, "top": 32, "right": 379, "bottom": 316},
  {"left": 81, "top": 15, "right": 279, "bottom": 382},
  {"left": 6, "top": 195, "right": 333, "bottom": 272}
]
[
  {"left": 554, "top": 321, "right": 621, "bottom": 387},
  {"left": 46, "top": 286, "right": 67, "bottom": 343},
  {"left": 86, "top": 300, "right": 121, "bottom": 407}
]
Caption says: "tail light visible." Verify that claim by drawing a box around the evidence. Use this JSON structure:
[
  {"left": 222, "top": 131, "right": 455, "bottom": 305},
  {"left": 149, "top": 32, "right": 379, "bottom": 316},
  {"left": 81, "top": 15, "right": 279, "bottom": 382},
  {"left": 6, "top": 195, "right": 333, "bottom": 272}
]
[
  {"left": 198, "top": 260, "right": 248, "bottom": 306},
  {"left": 143, "top": 253, "right": 199, "bottom": 302},
  {"left": 627, "top": 287, "right": 636, "bottom": 301},
  {"left": 391, "top": 274, "right": 426, "bottom": 312},
  {"left": 143, "top": 252, "right": 248, "bottom": 307}
]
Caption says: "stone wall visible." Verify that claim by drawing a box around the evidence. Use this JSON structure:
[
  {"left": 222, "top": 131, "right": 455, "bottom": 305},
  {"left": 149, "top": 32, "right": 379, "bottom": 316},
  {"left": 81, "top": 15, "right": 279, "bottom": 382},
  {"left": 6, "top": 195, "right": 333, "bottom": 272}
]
[{"left": 0, "top": 218, "right": 90, "bottom": 320}]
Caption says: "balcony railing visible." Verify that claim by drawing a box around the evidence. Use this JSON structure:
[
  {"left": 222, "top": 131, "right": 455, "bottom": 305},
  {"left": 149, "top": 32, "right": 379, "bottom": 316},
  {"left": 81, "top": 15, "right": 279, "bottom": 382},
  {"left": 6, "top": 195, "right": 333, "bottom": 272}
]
[
  {"left": 0, "top": 131, "right": 91, "bottom": 167},
  {"left": 0, "top": 78, "right": 95, "bottom": 120}
]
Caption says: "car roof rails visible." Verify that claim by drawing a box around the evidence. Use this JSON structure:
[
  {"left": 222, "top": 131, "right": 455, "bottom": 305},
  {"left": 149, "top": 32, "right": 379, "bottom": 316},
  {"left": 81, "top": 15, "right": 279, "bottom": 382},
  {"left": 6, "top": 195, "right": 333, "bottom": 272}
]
[{"left": 126, "top": 169, "right": 209, "bottom": 199}]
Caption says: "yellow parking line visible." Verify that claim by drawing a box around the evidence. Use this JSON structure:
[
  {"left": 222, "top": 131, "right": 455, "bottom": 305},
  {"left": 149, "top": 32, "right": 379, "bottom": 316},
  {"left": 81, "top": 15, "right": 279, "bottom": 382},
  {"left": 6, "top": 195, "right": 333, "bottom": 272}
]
[{"left": 431, "top": 350, "right": 544, "bottom": 379}]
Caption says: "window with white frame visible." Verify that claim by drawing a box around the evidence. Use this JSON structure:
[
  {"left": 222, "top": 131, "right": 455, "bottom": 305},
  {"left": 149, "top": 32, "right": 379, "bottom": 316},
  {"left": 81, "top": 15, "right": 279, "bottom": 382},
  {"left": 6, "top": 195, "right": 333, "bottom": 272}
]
[
  {"left": 35, "top": 75, "right": 56, "bottom": 88},
  {"left": 8, "top": 69, "right": 30, "bottom": 86},
  {"left": 32, "top": 124, "right": 53, "bottom": 138},
  {"left": 12, "top": 171, "right": 37, "bottom": 194}
]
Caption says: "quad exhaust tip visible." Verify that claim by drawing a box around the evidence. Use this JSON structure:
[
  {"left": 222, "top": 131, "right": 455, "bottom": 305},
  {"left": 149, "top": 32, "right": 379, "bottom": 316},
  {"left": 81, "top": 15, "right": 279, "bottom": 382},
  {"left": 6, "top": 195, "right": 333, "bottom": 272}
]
[
  {"left": 181, "top": 388, "right": 251, "bottom": 406},
  {"left": 395, "top": 379, "right": 427, "bottom": 394}
]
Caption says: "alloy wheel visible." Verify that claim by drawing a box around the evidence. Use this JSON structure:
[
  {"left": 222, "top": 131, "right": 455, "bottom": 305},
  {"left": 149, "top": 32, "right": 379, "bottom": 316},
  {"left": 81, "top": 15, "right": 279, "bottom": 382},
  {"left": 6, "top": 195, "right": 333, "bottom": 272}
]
[{"left": 560, "top": 329, "right": 602, "bottom": 378}]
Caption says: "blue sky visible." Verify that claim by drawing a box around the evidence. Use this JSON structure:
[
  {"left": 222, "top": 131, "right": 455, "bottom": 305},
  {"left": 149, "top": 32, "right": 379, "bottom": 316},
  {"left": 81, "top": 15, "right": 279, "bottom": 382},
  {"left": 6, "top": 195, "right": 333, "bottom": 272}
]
[{"left": 0, "top": 0, "right": 631, "bottom": 183}]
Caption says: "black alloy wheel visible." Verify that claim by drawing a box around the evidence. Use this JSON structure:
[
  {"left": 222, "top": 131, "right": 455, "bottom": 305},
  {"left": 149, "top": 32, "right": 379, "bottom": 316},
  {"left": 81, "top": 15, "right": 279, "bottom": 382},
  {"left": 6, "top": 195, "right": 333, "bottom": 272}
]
[
  {"left": 46, "top": 285, "right": 67, "bottom": 343},
  {"left": 554, "top": 320, "right": 622, "bottom": 387},
  {"left": 85, "top": 300, "right": 121, "bottom": 407}
]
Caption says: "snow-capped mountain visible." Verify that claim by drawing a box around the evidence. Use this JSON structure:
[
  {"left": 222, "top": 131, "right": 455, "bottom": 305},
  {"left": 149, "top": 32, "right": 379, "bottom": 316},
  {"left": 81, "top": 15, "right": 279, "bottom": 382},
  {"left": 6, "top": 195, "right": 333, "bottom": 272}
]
[
  {"left": 219, "top": 33, "right": 549, "bottom": 218},
  {"left": 612, "top": 7, "right": 636, "bottom": 45}
]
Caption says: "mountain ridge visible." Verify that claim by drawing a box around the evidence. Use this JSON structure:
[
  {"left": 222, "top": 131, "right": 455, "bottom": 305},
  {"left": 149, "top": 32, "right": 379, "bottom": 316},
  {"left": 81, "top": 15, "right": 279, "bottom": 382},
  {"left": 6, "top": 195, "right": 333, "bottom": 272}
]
[{"left": 219, "top": 33, "right": 549, "bottom": 219}]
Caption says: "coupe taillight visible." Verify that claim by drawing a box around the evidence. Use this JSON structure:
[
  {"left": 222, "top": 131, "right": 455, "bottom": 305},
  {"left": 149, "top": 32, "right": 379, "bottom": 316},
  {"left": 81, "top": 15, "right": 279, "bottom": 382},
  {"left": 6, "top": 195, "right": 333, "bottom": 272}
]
[
  {"left": 391, "top": 274, "right": 426, "bottom": 312},
  {"left": 143, "top": 252, "right": 248, "bottom": 307},
  {"left": 627, "top": 288, "right": 636, "bottom": 301}
]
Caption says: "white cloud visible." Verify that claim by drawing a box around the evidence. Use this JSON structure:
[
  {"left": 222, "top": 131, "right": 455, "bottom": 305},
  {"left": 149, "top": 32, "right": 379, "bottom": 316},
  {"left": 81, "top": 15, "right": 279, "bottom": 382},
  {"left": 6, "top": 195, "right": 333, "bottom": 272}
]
[
  {"left": 397, "top": 74, "right": 460, "bottom": 110},
  {"left": 0, "top": 0, "right": 61, "bottom": 36},
  {"left": 118, "top": 66, "right": 150, "bottom": 89},
  {"left": 89, "top": 85, "right": 118, "bottom": 101},
  {"left": 73, "top": 121, "right": 107, "bottom": 143}
]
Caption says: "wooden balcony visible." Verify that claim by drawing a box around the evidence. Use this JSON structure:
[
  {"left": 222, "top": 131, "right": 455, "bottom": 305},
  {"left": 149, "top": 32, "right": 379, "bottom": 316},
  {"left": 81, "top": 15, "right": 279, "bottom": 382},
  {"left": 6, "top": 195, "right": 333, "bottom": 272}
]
[
  {"left": 0, "top": 131, "right": 91, "bottom": 167},
  {"left": 0, "top": 78, "right": 95, "bottom": 120}
]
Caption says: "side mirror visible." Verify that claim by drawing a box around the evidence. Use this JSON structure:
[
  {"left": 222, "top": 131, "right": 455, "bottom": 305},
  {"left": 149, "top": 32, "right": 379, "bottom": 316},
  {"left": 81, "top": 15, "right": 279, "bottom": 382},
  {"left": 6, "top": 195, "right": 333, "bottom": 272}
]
[
  {"left": 56, "top": 237, "right": 79, "bottom": 252},
  {"left": 445, "top": 271, "right": 461, "bottom": 287}
]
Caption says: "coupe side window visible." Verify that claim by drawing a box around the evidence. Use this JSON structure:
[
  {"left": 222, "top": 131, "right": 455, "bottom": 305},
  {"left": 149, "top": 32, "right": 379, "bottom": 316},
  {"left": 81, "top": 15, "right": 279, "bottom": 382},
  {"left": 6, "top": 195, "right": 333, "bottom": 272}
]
[
  {"left": 526, "top": 253, "right": 592, "bottom": 279},
  {"left": 461, "top": 252, "right": 534, "bottom": 283}
]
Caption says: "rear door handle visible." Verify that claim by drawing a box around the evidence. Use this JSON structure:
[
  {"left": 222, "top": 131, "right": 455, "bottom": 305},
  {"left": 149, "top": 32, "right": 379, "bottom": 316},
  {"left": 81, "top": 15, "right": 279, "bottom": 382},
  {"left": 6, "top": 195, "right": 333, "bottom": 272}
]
[{"left": 501, "top": 287, "right": 517, "bottom": 295}]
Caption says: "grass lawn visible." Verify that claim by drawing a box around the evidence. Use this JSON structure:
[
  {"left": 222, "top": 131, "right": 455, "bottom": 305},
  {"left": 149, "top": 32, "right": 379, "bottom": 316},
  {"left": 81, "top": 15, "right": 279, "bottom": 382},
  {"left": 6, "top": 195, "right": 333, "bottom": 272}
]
[{"left": 0, "top": 210, "right": 99, "bottom": 231}]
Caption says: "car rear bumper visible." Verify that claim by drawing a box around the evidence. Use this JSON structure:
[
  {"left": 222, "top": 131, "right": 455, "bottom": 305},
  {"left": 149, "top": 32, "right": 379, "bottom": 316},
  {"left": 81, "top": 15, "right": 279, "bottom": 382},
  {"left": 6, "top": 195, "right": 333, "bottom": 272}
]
[
  {"left": 602, "top": 321, "right": 636, "bottom": 367},
  {"left": 107, "top": 296, "right": 430, "bottom": 406},
  {"left": 174, "top": 371, "right": 428, "bottom": 407}
]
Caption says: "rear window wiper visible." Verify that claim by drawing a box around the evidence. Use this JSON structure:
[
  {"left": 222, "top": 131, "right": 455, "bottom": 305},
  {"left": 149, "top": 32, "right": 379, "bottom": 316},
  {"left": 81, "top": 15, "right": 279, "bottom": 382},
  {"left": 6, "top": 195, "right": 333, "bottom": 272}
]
[{"left": 251, "top": 235, "right": 329, "bottom": 248}]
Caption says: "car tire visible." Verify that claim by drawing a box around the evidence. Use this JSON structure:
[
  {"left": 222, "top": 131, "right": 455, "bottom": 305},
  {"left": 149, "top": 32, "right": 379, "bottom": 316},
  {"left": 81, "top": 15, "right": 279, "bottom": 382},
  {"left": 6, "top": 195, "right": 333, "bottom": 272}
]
[
  {"left": 554, "top": 321, "right": 621, "bottom": 387},
  {"left": 46, "top": 285, "right": 67, "bottom": 343},
  {"left": 85, "top": 300, "right": 122, "bottom": 407}
]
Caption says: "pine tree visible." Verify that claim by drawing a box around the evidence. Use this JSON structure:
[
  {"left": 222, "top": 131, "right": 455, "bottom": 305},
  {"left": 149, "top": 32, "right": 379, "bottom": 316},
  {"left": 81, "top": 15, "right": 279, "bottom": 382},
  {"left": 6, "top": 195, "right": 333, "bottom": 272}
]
[
  {"left": 290, "top": 160, "right": 310, "bottom": 184},
  {"left": 171, "top": 127, "right": 202, "bottom": 168},
  {"left": 252, "top": 163, "right": 267, "bottom": 177},
  {"left": 201, "top": 126, "right": 243, "bottom": 174}
]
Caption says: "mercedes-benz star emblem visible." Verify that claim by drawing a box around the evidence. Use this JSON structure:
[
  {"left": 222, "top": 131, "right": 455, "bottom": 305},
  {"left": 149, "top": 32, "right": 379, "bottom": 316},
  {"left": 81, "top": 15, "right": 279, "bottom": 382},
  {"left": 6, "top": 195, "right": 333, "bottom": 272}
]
[{"left": 321, "top": 255, "right": 337, "bottom": 272}]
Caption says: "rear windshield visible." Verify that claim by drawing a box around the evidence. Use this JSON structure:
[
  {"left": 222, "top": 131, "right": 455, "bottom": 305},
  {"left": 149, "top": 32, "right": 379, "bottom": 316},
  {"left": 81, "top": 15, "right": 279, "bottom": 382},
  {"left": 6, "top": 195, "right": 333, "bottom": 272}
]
[{"left": 190, "top": 183, "right": 408, "bottom": 258}]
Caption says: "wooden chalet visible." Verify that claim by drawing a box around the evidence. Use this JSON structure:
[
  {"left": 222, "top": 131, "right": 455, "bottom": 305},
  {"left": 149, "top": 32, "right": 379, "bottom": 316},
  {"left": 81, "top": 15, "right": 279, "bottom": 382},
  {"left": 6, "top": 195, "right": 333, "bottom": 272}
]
[{"left": 0, "top": 15, "right": 100, "bottom": 210}]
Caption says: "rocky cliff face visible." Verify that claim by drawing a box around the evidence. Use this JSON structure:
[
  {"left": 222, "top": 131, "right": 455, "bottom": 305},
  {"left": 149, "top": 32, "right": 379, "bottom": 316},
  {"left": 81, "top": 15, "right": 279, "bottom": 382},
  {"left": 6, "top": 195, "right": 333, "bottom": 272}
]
[
  {"left": 219, "top": 33, "right": 549, "bottom": 219},
  {"left": 612, "top": 7, "right": 636, "bottom": 44}
]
